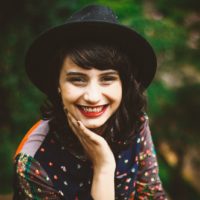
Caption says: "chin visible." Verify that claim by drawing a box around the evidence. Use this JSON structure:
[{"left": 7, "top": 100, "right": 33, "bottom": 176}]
[
  {"left": 84, "top": 123, "right": 102, "bottom": 129},
  {"left": 83, "top": 120, "right": 107, "bottom": 135},
  {"left": 83, "top": 120, "right": 105, "bottom": 129}
]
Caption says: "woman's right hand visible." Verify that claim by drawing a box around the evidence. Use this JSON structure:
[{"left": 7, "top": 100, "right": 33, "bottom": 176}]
[
  {"left": 67, "top": 112, "right": 116, "bottom": 172},
  {"left": 67, "top": 112, "right": 115, "bottom": 200}
]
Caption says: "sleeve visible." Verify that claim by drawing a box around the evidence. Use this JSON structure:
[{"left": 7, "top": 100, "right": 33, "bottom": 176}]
[
  {"left": 13, "top": 153, "right": 61, "bottom": 200},
  {"left": 135, "top": 115, "right": 168, "bottom": 200}
]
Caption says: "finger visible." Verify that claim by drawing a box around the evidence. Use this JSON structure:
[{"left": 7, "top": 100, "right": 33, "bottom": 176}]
[
  {"left": 67, "top": 113, "right": 80, "bottom": 131},
  {"left": 67, "top": 113, "right": 88, "bottom": 136},
  {"left": 67, "top": 112, "right": 77, "bottom": 124},
  {"left": 67, "top": 113, "right": 90, "bottom": 143},
  {"left": 77, "top": 121, "right": 105, "bottom": 145},
  {"left": 67, "top": 113, "right": 81, "bottom": 135},
  {"left": 67, "top": 112, "right": 105, "bottom": 145},
  {"left": 63, "top": 107, "right": 68, "bottom": 113},
  {"left": 67, "top": 115, "right": 95, "bottom": 153}
]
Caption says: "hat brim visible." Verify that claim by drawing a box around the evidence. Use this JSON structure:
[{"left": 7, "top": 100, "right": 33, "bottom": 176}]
[{"left": 25, "top": 21, "right": 157, "bottom": 96}]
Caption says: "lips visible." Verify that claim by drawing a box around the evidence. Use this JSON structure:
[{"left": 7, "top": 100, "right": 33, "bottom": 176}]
[{"left": 77, "top": 105, "right": 108, "bottom": 118}]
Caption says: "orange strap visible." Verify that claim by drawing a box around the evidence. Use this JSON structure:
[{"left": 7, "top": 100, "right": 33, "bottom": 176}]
[{"left": 14, "top": 120, "right": 42, "bottom": 158}]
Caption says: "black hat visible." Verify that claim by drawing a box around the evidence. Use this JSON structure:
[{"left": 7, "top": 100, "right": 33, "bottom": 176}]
[{"left": 25, "top": 4, "right": 157, "bottom": 96}]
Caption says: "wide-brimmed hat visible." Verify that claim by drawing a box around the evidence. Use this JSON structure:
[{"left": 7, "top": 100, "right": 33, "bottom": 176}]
[{"left": 25, "top": 4, "right": 157, "bottom": 97}]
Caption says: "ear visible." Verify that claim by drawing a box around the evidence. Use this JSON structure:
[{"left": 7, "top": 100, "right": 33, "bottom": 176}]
[{"left": 58, "top": 87, "right": 61, "bottom": 93}]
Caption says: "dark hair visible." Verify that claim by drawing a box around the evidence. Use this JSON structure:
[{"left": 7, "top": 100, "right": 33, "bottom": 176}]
[{"left": 41, "top": 41, "right": 146, "bottom": 155}]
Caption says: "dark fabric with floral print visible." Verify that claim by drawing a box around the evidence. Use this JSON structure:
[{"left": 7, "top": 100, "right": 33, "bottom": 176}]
[{"left": 13, "top": 114, "right": 167, "bottom": 200}]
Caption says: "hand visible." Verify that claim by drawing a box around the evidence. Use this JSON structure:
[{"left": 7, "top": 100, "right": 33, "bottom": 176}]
[{"left": 67, "top": 112, "right": 116, "bottom": 172}]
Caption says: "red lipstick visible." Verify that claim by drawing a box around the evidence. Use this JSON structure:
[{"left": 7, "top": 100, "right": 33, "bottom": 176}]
[{"left": 77, "top": 105, "right": 108, "bottom": 118}]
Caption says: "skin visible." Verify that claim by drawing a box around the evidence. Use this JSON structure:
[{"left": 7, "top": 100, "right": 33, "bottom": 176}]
[{"left": 58, "top": 56, "right": 123, "bottom": 199}]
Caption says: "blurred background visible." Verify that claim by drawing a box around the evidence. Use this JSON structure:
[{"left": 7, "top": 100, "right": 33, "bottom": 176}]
[{"left": 0, "top": 0, "right": 200, "bottom": 199}]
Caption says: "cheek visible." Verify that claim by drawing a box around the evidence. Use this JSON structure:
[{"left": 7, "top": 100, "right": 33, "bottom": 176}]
[
  {"left": 60, "top": 85, "right": 82, "bottom": 105},
  {"left": 105, "top": 83, "right": 122, "bottom": 105}
]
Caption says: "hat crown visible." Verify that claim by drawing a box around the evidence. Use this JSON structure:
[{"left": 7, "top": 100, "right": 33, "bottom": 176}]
[{"left": 67, "top": 5, "right": 119, "bottom": 23}]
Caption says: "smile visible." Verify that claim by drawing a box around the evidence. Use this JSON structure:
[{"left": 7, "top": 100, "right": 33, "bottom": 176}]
[{"left": 77, "top": 105, "right": 108, "bottom": 117}]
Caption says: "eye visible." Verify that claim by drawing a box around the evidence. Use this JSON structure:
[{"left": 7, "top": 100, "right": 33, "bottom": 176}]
[
  {"left": 100, "top": 76, "right": 118, "bottom": 85},
  {"left": 67, "top": 77, "right": 87, "bottom": 86}
]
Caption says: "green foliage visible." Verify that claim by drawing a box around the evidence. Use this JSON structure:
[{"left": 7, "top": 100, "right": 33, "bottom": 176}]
[
  {"left": 156, "top": 0, "right": 200, "bottom": 21},
  {"left": 158, "top": 157, "right": 171, "bottom": 186},
  {"left": 0, "top": 131, "right": 15, "bottom": 194},
  {"left": 147, "top": 81, "right": 176, "bottom": 117}
]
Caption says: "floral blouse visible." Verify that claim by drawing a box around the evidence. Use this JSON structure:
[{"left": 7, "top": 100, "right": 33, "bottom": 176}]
[{"left": 13, "top": 115, "right": 167, "bottom": 200}]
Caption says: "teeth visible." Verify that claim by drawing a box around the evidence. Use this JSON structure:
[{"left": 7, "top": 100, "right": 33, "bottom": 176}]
[{"left": 81, "top": 106, "right": 104, "bottom": 113}]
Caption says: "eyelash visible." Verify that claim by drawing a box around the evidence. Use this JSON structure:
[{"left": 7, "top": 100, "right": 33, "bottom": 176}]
[
  {"left": 67, "top": 76, "right": 118, "bottom": 86},
  {"left": 68, "top": 77, "right": 86, "bottom": 82},
  {"left": 100, "top": 76, "right": 117, "bottom": 82}
]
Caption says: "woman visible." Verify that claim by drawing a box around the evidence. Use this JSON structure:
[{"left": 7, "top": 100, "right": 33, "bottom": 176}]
[{"left": 13, "top": 4, "right": 167, "bottom": 200}]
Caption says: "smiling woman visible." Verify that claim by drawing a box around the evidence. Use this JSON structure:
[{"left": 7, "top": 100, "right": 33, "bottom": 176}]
[{"left": 13, "top": 4, "right": 167, "bottom": 200}]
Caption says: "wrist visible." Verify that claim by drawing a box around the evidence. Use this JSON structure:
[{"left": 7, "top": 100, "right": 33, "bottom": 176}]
[
  {"left": 91, "top": 166, "right": 115, "bottom": 200},
  {"left": 93, "top": 164, "right": 116, "bottom": 176}
]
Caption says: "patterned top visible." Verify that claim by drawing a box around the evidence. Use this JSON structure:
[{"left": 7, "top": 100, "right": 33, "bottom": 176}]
[{"left": 13, "top": 115, "right": 167, "bottom": 200}]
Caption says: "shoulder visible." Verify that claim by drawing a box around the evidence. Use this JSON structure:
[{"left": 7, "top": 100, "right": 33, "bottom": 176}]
[
  {"left": 13, "top": 121, "right": 62, "bottom": 199},
  {"left": 137, "top": 112, "right": 149, "bottom": 131},
  {"left": 14, "top": 120, "right": 49, "bottom": 158},
  {"left": 136, "top": 112, "right": 153, "bottom": 146}
]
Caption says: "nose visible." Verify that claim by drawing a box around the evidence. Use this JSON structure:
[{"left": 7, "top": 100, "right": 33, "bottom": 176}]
[{"left": 83, "top": 83, "right": 101, "bottom": 104}]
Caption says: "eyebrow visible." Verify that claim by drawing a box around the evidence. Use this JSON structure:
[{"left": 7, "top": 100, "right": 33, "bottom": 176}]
[
  {"left": 65, "top": 70, "right": 119, "bottom": 76},
  {"left": 65, "top": 72, "right": 86, "bottom": 76},
  {"left": 100, "top": 71, "right": 119, "bottom": 76}
]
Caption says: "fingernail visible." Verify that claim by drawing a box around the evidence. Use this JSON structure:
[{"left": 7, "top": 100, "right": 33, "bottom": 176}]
[{"left": 77, "top": 121, "right": 81, "bottom": 126}]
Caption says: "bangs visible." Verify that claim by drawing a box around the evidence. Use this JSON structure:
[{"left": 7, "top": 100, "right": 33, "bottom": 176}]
[{"left": 65, "top": 41, "right": 130, "bottom": 72}]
